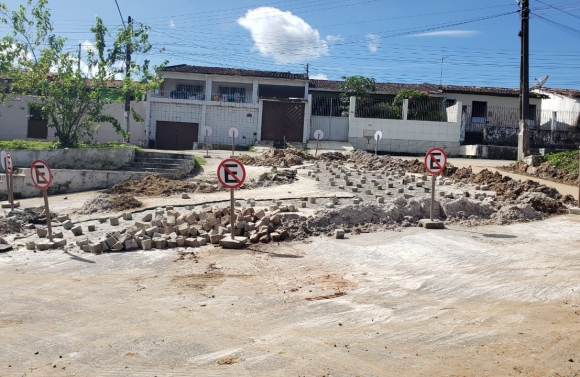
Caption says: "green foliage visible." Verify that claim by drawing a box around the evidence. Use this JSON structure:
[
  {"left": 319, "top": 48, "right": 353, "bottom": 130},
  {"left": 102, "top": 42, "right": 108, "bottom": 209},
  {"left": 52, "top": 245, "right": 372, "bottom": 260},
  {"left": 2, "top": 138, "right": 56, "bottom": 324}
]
[
  {"left": 393, "top": 89, "right": 429, "bottom": 107},
  {"left": 542, "top": 150, "right": 579, "bottom": 176},
  {"left": 248, "top": 145, "right": 255, "bottom": 152},
  {"left": 0, "top": 139, "right": 136, "bottom": 150},
  {"left": 340, "top": 75, "right": 376, "bottom": 101},
  {"left": 0, "top": 0, "right": 166, "bottom": 147}
]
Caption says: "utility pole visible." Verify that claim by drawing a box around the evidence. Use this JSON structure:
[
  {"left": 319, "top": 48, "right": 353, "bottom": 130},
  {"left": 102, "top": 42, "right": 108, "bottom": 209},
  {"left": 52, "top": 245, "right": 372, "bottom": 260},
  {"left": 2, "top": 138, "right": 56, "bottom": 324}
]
[
  {"left": 518, "top": 0, "right": 530, "bottom": 160},
  {"left": 78, "top": 43, "right": 81, "bottom": 73},
  {"left": 124, "top": 16, "right": 132, "bottom": 144}
]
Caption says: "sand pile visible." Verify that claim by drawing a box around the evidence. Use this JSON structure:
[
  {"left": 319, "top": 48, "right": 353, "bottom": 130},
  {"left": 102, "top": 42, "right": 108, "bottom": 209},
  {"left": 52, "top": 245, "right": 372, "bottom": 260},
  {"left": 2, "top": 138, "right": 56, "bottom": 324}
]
[{"left": 78, "top": 193, "right": 143, "bottom": 214}]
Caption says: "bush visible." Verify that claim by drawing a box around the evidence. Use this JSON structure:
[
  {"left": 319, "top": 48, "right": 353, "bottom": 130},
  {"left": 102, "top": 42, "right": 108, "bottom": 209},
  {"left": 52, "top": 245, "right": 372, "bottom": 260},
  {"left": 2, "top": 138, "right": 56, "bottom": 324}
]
[{"left": 0, "top": 139, "right": 137, "bottom": 150}]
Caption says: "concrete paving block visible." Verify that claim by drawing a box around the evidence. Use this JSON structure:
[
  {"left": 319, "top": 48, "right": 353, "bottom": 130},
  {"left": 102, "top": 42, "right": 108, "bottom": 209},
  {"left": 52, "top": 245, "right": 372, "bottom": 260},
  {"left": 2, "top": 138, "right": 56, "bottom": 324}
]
[
  {"left": 88, "top": 225, "right": 96, "bottom": 232},
  {"left": 109, "top": 217, "right": 120, "bottom": 226},
  {"left": 185, "top": 238, "right": 199, "bottom": 248},
  {"left": 71, "top": 226, "right": 83, "bottom": 236},
  {"left": 142, "top": 213, "right": 153, "bottom": 222},
  {"left": 89, "top": 243, "right": 102, "bottom": 254},
  {"left": 122, "top": 213, "right": 133, "bottom": 220},
  {"left": 57, "top": 214, "right": 69, "bottom": 222},
  {"left": 397, "top": 188, "right": 404, "bottom": 193},
  {"left": 335, "top": 229, "right": 345, "bottom": 239},
  {"left": 111, "top": 242, "right": 124, "bottom": 252},
  {"left": 76, "top": 239, "right": 89, "bottom": 247},
  {"left": 37, "top": 241, "right": 54, "bottom": 251},
  {"left": 418, "top": 219, "right": 445, "bottom": 229},
  {"left": 210, "top": 233, "right": 225, "bottom": 244},
  {"left": 167, "top": 239, "right": 178, "bottom": 248},
  {"left": 26, "top": 241, "right": 36, "bottom": 250},
  {"left": 53, "top": 231, "right": 63, "bottom": 239},
  {"left": 125, "top": 239, "right": 138, "bottom": 251},
  {"left": 62, "top": 220, "right": 74, "bottom": 230},
  {"left": 141, "top": 239, "right": 152, "bottom": 250},
  {"left": 377, "top": 197, "right": 385, "bottom": 204},
  {"left": 36, "top": 228, "right": 47, "bottom": 238},
  {"left": 152, "top": 237, "right": 167, "bottom": 249},
  {"left": 82, "top": 245, "right": 91, "bottom": 253},
  {"left": 52, "top": 238, "right": 67, "bottom": 248}
]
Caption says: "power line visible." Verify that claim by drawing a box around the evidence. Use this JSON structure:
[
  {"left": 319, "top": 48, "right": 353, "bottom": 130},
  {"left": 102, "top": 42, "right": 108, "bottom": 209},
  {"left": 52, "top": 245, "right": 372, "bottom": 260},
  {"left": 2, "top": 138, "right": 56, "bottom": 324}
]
[
  {"left": 114, "top": 0, "right": 126, "bottom": 28},
  {"left": 534, "top": 0, "right": 580, "bottom": 19}
]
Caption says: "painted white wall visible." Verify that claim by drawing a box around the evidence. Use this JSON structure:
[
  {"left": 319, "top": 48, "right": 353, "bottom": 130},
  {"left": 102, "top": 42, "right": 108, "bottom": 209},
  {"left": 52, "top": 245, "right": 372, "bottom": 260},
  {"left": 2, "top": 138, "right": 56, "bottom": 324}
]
[
  {"left": 149, "top": 100, "right": 203, "bottom": 142},
  {"left": 0, "top": 95, "right": 145, "bottom": 145},
  {"left": 348, "top": 96, "right": 462, "bottom": 155},
  {"left": 443, "top": 93, "right": 542, "bottom": 109},
  {"left": 536, "top": 91, "right": 580, "bottom": 112},
  {"left": 205, "top": 106, "right": 258, "bottom": 147}
]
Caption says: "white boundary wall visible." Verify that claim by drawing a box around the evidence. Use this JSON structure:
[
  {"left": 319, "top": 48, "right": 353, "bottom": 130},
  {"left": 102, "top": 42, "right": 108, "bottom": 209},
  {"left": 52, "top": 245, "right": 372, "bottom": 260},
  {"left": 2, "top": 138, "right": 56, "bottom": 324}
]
[{"left": 348, "top": 96, "right": 463, "bottom": 155}]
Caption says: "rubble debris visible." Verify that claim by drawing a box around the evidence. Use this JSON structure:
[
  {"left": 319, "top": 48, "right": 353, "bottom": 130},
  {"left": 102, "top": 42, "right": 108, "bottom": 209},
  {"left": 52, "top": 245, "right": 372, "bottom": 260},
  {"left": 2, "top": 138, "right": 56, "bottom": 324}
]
[
  {"left": 105, "top": 174, "right": 214, "bottom": 197},
  {"left": 78, "top": 193, "right": 143, "bottom": 214},
  {"left": 238, "top": 147, "right": 314, "bottom": 167},
  {"left": 319, "top": 152, "right": 347, "bottom": 161},
  {"left": 504, "top": 160, "right": 579, "bottom": 186},
  {"left": 0, "top": 207, "right": 57, "bottom": 236}
]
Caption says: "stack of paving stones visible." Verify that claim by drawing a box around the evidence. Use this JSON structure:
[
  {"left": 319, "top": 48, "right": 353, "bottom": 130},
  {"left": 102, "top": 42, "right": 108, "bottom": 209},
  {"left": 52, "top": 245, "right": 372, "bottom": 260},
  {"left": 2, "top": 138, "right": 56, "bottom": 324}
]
[{"left": 27, "top": 204, "right": 298, "bottom": 254}]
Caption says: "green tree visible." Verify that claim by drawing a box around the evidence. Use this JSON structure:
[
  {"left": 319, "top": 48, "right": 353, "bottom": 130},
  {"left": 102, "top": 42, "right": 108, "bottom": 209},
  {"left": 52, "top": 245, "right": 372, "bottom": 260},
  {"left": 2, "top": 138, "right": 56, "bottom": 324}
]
[
  {"left": 0, "top": 0, "right": 166, "bottom": 147},
  {"left": 339, "top": 75, "right": 376, "bottom": 100}
]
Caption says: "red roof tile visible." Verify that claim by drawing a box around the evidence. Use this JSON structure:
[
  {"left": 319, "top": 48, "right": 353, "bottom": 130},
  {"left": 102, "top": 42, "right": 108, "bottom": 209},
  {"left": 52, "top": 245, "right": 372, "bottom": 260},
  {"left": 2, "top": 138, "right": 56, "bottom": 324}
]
[{"left": 163, "top": 65, "right": 308, "bottom": 80}]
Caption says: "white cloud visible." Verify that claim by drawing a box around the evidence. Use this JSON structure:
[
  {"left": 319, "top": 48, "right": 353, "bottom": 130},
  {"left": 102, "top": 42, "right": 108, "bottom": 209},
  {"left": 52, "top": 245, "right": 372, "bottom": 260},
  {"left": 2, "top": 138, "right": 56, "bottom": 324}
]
[
  {"left": 365, "top": 34, "right": 381, "bottom": 53},
  {"left": 169, "top": 20, "right": 175, "bottom": 28},
  {"left": 410, "top": 30, "right": 480, "bottom": 38},
  {"left": 310, "top": 73, "right": 328, "bottom": 80},
  {"left": 80, "top": 40, "right": 95, "bottom": 53},
  {"left": 326, "top": 35, "right": 344, "bottom": 43},
  {"left": 237, "top": 7, "right": 328, "bottom": 64}
]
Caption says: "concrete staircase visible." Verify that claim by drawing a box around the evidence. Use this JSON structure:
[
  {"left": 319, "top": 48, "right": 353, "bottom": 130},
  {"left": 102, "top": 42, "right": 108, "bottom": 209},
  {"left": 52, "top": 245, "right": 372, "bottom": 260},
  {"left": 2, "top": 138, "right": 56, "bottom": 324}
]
[{"left": 124, "top": 151, "right": 196, "bottom": 178}]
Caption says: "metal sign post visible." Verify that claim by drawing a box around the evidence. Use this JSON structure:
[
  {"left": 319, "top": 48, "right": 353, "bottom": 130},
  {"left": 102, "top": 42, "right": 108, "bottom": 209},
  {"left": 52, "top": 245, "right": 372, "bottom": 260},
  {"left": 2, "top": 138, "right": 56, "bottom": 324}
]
[
  {"left": 202, "top": 126, "right": 212, "bottom": 158},
  {"left": 30, "top": 159, "right": 54, "bottom": 241},
  {"left": 374, "top": 131, "right": 382, "bottom": 155},
  {"left": 228, "top": 127, "right": 239, "bottom": 157},
  {"left": 424, "top": 147, "right": 448, "bottom": 221},
  {"left": 313, "top": 130, "right": 324, "bottom": 157},
  {"left": 5, "top": 152, "right": 14, "bottom": 211},
  {"left": 217, "top": 158, "right": 246, "bottom": 240}
]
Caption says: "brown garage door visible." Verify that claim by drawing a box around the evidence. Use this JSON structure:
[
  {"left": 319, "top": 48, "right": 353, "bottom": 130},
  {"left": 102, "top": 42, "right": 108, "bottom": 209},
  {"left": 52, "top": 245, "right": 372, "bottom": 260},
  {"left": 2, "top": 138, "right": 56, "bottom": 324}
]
[
  {"left": 261, "top": 101, "right": 305, "bottom": 142},
  {"left": 156, "top": 121, "right": 199, "bottom": 150}
]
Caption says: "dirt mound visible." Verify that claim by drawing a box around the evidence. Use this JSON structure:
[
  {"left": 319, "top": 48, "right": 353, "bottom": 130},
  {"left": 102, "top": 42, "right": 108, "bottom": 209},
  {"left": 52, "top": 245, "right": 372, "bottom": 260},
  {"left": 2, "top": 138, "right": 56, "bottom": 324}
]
[
  {"left": 105, "top": 174, "right": 221, "bottom": 197},
  {"left": 347, "top": 150, "right": 393, "bottom": 170},
  {"left": 319, "top": 152, "right": 347, "bottom": 161},
  {"left": 402, "top": 159, "right": 426, "bottom": 173},
  {"left": 504, "top": 161, "right": 579, "bottom": 186},
  {"left": 79, "top": 193, "right": 143, "bottom": 214},
  {"left": 442, "top": 165, "right": 475, "bottom": 180},
  {"left": 238, "top": 148, "right": 314, "bottom": 167}
]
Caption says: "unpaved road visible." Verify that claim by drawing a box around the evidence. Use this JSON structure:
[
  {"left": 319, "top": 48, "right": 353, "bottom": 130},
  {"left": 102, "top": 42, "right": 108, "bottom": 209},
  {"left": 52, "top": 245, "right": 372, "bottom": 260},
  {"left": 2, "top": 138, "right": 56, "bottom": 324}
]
[{"left": 1, "top": 215, "right": 580, "bottom": 376}]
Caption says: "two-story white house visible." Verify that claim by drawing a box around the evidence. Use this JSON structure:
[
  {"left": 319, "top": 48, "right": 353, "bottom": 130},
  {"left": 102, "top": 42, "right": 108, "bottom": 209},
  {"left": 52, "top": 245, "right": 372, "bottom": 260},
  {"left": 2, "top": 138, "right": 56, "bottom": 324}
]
[{"left": 146, "top": 65, "right": 310, "bottom": 150}]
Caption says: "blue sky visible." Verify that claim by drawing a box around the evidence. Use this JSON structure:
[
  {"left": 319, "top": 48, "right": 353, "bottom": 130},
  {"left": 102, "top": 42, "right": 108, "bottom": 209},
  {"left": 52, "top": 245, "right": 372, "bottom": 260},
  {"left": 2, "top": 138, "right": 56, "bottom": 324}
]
[{"left": 1, "top": 0, "right": 579, "bottom": 88}]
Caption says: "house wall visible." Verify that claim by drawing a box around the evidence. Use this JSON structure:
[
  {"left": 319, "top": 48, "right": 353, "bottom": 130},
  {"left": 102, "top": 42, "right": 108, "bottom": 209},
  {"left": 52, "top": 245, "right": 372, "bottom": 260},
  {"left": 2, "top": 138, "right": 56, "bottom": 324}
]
[
  {"left": 0, "top": 95, "right": 145, "bottom": 145},
  {"left": 443, "top": 93, "right": 543, "bottom": 109},
  {"left": 348, "top": 96, "right": 462, "bottom": 155},
  {"left": 537, "top": 91, "right": 580, "bottom": 112}
]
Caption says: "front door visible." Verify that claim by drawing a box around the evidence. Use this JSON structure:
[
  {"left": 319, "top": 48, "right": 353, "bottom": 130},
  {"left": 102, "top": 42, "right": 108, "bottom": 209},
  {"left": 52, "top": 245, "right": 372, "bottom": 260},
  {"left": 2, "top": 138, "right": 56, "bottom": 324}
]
[
  {"left": 261, "top": 101, "right": 305, "bottom": 142},
  {"left": 155, "top": 121, "right": 199, "bottom": 150}
]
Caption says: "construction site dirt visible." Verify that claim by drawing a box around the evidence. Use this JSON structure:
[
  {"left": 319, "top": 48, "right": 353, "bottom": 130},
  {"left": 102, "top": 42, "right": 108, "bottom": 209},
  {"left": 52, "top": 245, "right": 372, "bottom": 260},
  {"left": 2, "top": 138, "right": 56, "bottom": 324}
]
[{"left": 0, "top": 148, "right": 579, "bottom": 376}]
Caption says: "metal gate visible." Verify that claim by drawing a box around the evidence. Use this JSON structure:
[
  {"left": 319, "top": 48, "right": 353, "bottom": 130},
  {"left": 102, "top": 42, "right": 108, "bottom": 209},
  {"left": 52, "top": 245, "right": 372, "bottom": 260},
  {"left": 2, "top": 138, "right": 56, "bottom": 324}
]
[
  {"left": 261, "top": 101, "right": 305, "bottom": 142},
  {"left": 309, "top": 116, "right": 349, "bottom": 141},
  {"left": 155, "top": 121, "right": 199, "bottom": 150}
]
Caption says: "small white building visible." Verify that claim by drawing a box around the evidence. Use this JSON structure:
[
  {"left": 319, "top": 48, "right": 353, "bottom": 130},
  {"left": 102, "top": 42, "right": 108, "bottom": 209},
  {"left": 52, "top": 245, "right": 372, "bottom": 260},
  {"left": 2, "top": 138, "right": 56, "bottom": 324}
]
[{"left": 147, "top": 65, "right": 310, "bottom": 150}]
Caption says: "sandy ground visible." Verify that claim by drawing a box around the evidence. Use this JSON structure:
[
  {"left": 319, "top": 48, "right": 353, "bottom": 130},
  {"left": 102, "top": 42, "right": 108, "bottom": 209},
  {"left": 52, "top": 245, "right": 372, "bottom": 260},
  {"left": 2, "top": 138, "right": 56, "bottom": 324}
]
[
  {"left": 2, "top": 151, "right": 580, "bottom": 376},
  {"left": 1, "top": 215, "right": 579, "bottom": 376}
]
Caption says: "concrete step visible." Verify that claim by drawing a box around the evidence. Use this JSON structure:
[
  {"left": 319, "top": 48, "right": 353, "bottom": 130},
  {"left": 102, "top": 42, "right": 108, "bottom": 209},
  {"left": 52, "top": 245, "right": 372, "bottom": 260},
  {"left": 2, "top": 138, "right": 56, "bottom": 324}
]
[
  {"left": 133, "top": 157, "right": 185, "bottom": 165},
  {"left": 136, "top": 151, "right": 194, "bottom": 160},
  {"left": 121, "top": 166, "right": 182, "bottom": 175},
  {"left": 131, "top": 162, "right": 187, "bottom": 169}
]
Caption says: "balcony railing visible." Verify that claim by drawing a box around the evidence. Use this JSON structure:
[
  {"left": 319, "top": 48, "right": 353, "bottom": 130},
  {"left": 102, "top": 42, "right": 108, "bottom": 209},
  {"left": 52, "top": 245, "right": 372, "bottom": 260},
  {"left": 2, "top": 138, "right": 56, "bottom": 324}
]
[{"left": 150, "top": 90, "right": 254, "bottom": 103}]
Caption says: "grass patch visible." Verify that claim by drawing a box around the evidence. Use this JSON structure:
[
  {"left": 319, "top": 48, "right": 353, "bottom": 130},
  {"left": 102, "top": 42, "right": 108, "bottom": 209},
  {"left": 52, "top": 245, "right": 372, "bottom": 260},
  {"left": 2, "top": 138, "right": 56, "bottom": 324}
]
[
  {"left": 0, "top": 139, "right": 139, "bottom": 151},
  {"left": 194, "top": 156, "right": 206, "bottom": 171},
  {"left": 542, "top": 150, "right": 579, "bottom": 176}
]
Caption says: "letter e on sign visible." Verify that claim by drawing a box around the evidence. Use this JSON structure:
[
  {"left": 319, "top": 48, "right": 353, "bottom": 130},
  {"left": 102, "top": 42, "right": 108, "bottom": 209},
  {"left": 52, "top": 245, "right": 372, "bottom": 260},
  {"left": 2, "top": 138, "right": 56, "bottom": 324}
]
[
  {"left": 424, "top": 147, "right": 447, "bottom": 175},
  {"left": 30, "top": 159, "right": 53, "bottom": 190},
  {"left": 217, "top": 159, "right": 246, "bottom": 189}
]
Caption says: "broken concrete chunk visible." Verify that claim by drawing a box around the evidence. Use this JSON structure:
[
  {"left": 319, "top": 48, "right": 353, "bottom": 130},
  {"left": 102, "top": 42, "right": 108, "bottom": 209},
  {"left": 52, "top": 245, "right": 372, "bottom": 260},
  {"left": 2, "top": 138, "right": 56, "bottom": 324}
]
[{"left": 142, "top": 213, "right": 153, "bottom": 222}]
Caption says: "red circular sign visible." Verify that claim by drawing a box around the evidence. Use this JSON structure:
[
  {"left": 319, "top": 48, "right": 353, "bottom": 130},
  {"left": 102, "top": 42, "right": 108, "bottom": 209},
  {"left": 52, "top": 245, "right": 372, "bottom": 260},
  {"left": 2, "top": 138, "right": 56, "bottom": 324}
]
[
  {"left": 30, "top": 159, "right": 53, "bottom": 190},
  {"left": 217, "top": 158, "right": 246, "bottom": 189},
  {"left": 424, "top": 147, "right": 448, "bottom": 175},
  {"left": 5, "top": 152, "right": 12, "bottom": 174}
]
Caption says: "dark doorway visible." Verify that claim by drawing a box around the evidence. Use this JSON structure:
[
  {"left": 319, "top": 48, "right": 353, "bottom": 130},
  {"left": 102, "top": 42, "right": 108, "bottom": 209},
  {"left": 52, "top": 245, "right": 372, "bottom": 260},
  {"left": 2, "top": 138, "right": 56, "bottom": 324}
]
[
  {"left": 155, "top": 121, "right": 199, "bottom": 150},
  {"left": 261, "top": 101, "right": 305, "bottom": 142}
]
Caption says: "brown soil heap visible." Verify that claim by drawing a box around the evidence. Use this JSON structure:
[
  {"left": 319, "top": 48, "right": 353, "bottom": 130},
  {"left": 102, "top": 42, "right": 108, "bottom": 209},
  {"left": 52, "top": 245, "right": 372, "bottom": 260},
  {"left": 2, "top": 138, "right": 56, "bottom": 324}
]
[
  {"left": 238, "top": 147, "right": 314, "bottom": 167},
  {"left": 105, "top": 174, "right": 221, "bottom": 197},
  {"left": 505, "top": 161, "right": 579, "bottom": 186},
  {"left": 79, "top": 193, "right": 143, "bottom": 214}
]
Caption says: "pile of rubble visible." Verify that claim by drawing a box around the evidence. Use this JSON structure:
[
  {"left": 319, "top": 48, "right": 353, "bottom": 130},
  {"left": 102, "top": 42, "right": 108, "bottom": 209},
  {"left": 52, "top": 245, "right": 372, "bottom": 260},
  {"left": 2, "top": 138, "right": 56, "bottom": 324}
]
[
  {"left": 0, "top": 207, "right": 56, "bottom": 237},
  {"left": 105, "top": 174, "right": 221, "bottom": 196},
  {"left": 238, "top": 147, "right": 314, "bottom": 167},
  {"left": 28, "top": 202, "right": 299, "bottom": 253},
  {"left": 346, "top": 150, "right": 425, "bottom": 173},
  {"left": 504, "top": 160, "right": 578, "bottom": 186},
  {"left": 78, "top": 193, "right": 143, "bottom": 214}
]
